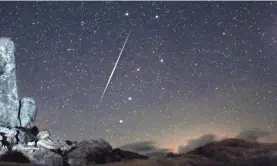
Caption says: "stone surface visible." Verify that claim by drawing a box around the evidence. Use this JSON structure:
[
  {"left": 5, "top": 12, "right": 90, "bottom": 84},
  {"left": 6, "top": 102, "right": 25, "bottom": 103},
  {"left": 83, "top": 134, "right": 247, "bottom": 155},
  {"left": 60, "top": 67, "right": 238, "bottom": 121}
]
[
  {"left": 0, "top": 145, "right": 8, "bottom": 156},
  {"left": 27, "top": 142, "right": 36, "bottom": 147},
  {"left": 0, "top": 37, "right": 20, "bottom": 128},
  {"left": 12, "top": 144, "right": 63, "bottom": 166},
  {"left": 67, "top": 139, "right": 113, "bottom": 166},
  {"left": 35, "top": 133, "right": 73, "bottom": 155},
  {"left": 0, "top": 151, "right": 30, "bottom": 163},
  {"left": 37, "top": 139, "right": 61, "bottom": 150},
  {"left": 51, "top": 136, "right": 73, "bottom": 153},
  {"left": 0, "top": 126, "right": 12, "bottom": 135},
  {"left": 3, "top": 128, "right": 17, "bottom": 146},
  {"left": 66, "top": 141, "right": 149, "bottom": 166},
  {"left": 19, "top": 98, "right": 37, "bottom": 128},
  {"left": 36, "top": 131, "right": 50, "bottom": 140},
  {"left": 16, "top": 128, "right": 35, "bottom": 145},
  {"left": 0, "top": 126, "right": 35, "bottom": 146}
]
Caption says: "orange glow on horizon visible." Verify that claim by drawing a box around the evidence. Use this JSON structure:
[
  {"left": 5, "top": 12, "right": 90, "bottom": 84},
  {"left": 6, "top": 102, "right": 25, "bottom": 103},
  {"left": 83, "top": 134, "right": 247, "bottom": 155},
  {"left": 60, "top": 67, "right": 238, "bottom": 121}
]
[{"left": 157, "top": 129, "right": 238, "bottom": 153}]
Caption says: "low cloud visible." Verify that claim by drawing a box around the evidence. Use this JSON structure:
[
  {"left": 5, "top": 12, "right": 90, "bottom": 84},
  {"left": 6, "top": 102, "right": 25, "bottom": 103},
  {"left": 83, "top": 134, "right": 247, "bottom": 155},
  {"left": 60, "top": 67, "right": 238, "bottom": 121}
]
[
  {"left": 236, "top": 128, "right": 270, "bottom": 142},
  {"left": 178, "top": 134, "right": 216, "bottom": 154},
  {"left": 177, "top": 129, "right": 271, "bottom": 154},
  {"left": 119, "top": 141, "right": 171, "bottom": 157},
  {"left": 120, "top": 129, "right": 271, "bottom": 157}
]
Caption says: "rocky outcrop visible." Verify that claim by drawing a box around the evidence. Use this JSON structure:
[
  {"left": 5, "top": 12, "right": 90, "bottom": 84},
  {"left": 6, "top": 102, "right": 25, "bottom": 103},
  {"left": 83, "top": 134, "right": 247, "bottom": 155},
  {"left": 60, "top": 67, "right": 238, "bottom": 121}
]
[
  {"left": 0, "top": 38, "right": 69, "bottom": 165},
  {"left": 66, "top": 140, "right": 148, "bottom": 166},
  {"left": 0, "top": 151, "right": 30, "bottom": 163},
  {"left": 12, "top": 144, "right": 64, "bottom": 166},
  {"left": 0, "top": 37, "right": 37, "bottom": 128},
  {"left": 36, "top": 130, "right": 73, "bottom": 153},
  {"left": 0, "top": 37, "right": 20, "bottom": 127},
  {"left": 0, "top": 37, "right": 148, "bottom": 166},
  {"left": 67, "top": 139, "right": 113, "bottom": 166}
]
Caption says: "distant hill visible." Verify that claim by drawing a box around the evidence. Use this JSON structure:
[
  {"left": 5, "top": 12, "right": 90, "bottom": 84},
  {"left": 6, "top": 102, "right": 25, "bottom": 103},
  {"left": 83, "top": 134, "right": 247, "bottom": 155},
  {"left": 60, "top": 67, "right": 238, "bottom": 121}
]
[{"left": 93, "top": 138, "right": 277, "bottom": 166}]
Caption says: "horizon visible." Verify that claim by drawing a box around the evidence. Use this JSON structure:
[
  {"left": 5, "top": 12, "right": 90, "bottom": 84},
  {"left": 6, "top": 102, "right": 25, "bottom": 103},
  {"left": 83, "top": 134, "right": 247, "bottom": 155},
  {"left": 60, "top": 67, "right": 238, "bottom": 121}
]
[{"left": 0, "top": 1, "right": 277, "bottom": 155}]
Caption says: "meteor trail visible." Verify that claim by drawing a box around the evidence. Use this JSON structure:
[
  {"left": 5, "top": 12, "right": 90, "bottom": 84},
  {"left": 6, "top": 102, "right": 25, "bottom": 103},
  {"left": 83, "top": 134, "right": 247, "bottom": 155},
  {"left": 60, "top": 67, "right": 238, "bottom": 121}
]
[{"left": 98, "top": 30, "right": 132, "bottom": 107}]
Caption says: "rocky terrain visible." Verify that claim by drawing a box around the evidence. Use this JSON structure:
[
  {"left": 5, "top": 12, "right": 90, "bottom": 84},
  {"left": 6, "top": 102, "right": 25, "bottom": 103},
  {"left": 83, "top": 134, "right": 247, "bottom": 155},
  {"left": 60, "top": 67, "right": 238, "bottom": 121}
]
[
  {"left": 96, "top": 138, "right": 277, "bottom": 166},
  {"left": 2, "top": 137, "right": 277, "bottom": 166},
  {"left": 1, "top": 37, "right": 277, "bottom": 166},
  {"left": 0, "top": 37, "right": 149, "bottom": 166}
]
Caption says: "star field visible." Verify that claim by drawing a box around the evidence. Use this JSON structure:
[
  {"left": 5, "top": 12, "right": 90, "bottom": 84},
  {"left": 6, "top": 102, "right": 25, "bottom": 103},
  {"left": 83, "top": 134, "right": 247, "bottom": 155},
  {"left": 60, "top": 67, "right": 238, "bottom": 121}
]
[{"left": 1, "top": 2, "right": 277, "bottom": 151}]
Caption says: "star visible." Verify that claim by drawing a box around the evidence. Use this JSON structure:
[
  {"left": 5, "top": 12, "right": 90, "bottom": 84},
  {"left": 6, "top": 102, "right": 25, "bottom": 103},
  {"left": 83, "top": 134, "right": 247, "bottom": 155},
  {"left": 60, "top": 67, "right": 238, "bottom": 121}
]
[{"left": 3, "top": 2, "right": 276, "bottom": 155}]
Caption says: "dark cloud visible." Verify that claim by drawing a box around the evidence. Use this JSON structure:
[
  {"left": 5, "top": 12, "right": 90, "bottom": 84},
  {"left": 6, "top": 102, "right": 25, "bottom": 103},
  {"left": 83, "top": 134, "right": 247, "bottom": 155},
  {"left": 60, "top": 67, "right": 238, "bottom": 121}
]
[
  {"left": 119, "top": 141, "right": 171, "bottom": 157},
  {"left": 178, "top": 134, "right": 216, "bottom": 154},
  {"left": 236, "top": 128, "right": 270, "bottom": 142}
]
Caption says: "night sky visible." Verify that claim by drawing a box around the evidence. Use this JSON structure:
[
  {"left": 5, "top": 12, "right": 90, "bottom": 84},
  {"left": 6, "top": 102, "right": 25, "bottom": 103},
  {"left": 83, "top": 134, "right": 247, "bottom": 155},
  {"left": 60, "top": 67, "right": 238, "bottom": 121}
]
[{"left": 1, "top": 2, "right": 277, "bottom": 152}]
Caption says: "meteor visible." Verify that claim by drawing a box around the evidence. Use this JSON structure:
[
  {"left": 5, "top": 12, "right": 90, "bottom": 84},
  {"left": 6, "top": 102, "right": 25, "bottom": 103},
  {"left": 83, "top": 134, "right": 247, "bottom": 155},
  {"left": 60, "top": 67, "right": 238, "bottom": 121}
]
[{"left": 98, "top": 30, "right": 132, "bottom": 107}]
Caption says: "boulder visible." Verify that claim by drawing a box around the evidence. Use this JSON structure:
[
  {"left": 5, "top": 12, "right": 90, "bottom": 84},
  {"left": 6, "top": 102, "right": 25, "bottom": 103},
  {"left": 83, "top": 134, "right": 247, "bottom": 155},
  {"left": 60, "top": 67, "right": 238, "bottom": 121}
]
[
  {"left": 0, "top": 126, "right": 35, "bottom": 146},
  {"left": 0, "top": 37, "right": 20, "bottom": 128},
  {"left": 37, "top": 131, "right": 50, "bottom": 140},
  {"left": 0, "top": 144, "right": 9, "bottom": 156},
  {"left": 19, "top": 97, "right": 37, "bottom": 128},
  {"left": 12, "top": 144, "right": 63, "bottom": 166},
  {"left": 67, "top": 139, "right": 113, "bottom": 166},
  {"left": 0, "top": 151, "right": 30, "bottom": 163},
  {"left": 16, "top": 128, "right": 35, "bottom": 144},
  {"left": 37, "top": 139, "right": 62, "bottom": 151},
  {"left": 0, "top": 37, "right": 150, "bottom": 166},
  {"left": 36, "top": 132, "right": 74, "bottom": 154},
  {"left": 0, "top": 127, "right": 18, "bottom": 146}
]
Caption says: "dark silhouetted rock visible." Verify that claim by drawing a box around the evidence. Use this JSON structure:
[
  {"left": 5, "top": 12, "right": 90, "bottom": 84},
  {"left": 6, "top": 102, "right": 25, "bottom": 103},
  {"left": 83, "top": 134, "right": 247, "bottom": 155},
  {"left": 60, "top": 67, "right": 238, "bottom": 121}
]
[
  {"left": 29, "top": 126, "right": 39, "bottom": 137},
  {"left": 166, "top": 152, "right": 180, "bottom": 158},
  {"left": 186, "top": 138, "right": 276, "bottom": 163},
  {"left": 65, "top": 140, "right": 73, "bottom": 146},
  {"left": 0, "top": 151, "right": 30, "bottom": 163},
  {"left": 15, "top": 126, "right": 39, "bottom": 144},
  {"left": 66, "top": 140, "right": 148, "bottom": 166},
  {"left": 16, "top": 127, "right": 37, "bottom": 144},
  {"left": 67, "top": 139, "right": 113, "bottom": 166},
  {"left": 111, "top": 148, "right": 149, "bottom": 161}
]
